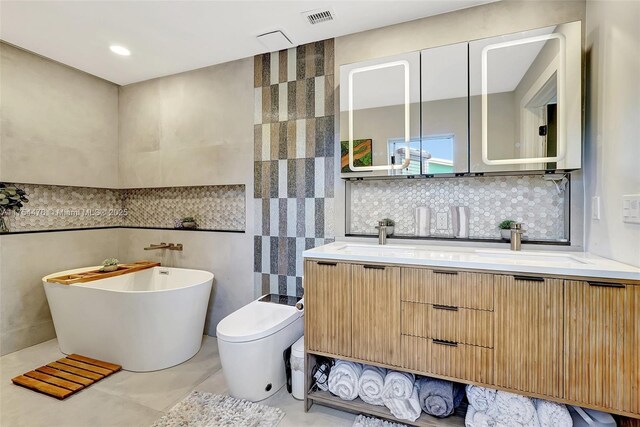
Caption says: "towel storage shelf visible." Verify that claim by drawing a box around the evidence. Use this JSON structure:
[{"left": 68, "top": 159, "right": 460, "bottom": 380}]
[
  {"left": 307, "top": 389, "right": 466, "bottom": 427},
  {"left": 303, "top": 259, "right": 640, "bottom": 421}
]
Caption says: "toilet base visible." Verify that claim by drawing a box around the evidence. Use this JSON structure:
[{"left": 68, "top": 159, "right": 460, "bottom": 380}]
[{"left": 217, "top": 316, "right": 303, "bottom": 402}]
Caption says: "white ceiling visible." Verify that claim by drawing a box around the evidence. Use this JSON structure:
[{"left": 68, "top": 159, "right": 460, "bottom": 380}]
[{"left": 0, "top": 0, "right": 493, "bottom": 86}]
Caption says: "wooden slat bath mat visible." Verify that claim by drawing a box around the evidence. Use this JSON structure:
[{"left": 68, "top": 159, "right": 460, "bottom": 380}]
[
  {"left": 46, "top": 261, "right": 160, "bottom": 285},
  {"left": 11, "top": 354, "right": 121, "bottom": 399}
]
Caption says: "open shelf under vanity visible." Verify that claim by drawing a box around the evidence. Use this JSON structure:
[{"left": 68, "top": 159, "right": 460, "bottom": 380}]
[
  {"left": 307, "top": 389, "right": 467, "bottom": 427},
  {"left": 304, "top": 351, "right": 468, "bottom": 427}
]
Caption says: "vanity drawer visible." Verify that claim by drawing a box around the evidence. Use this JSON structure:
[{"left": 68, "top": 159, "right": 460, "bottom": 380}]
[
  {"left": 401, "top": 268, "right": 494, "bottom": 311},
  {"left": 402, "top": 335, "right": 493, "bottom": 385},
  {"left": 401, "top": 302, "right": 493, "bottom": 348}
]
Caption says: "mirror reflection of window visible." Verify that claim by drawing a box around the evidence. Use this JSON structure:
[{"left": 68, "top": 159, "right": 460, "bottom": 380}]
[
  {"left": 387, "top": 136, "right": 454, "bottom": 175},
  {"left": 387, "top": 139, "right": 422, "bottom": 175},
  {"left": 423, "top": 135, "right": 454, "bottom": 174}
]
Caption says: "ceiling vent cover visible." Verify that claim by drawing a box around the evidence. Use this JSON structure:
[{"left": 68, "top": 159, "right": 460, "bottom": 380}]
[
  {"left": 256, "top": 30, "right": 294, "bottom": 51},
  {"left": 302, "top": 8, "right": 335, "bottom": 25}
]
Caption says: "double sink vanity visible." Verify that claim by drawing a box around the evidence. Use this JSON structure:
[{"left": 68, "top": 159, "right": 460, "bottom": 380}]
[
  {"left": 302, "top": 242, "right": 640, "bottom": 425},
  {"left": 305, "top": 12, "right": 638, "bottom": 426}
]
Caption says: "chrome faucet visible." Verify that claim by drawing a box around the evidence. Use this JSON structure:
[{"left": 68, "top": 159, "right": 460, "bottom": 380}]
[
  {"left": 144, "top": 242, "right": 183, "bottom": 251},
  {"left": 510, "top": 223, "right": 524, "bottom": 251},
  {"left": 375, "top": 221, "right": 387, "bottom": 245}
]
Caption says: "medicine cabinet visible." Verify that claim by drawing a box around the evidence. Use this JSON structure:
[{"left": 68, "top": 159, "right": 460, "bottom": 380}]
[
  {"left": 469, "top": 21, "right": 582, "bottom": 172},
  {"left": 339, "top": 21, "right": 582, "bottom": 178}
]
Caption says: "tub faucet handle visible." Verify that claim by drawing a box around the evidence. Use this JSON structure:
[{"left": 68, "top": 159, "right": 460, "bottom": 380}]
[{"left": 144, "top": 243, "right": 183, "bottom": 251}]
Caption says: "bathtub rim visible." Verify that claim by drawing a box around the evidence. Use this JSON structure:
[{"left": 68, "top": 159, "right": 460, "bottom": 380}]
[{"left": 42, "top": 265, "right": 214, "bottom": 294}]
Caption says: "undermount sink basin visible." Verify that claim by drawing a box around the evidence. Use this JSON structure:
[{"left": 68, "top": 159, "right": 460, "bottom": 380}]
[
  {"left": 331, "top": 244, "right": 592, "bottom": 266},
  {"left": 334, "top": 244, "right": 418, "bottom": 258},
  {"left": 474, "top": 249, "right": 591, "bottom": 264}
]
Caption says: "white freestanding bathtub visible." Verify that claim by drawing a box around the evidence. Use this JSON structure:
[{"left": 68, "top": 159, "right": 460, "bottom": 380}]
[{"left": 43, "top": 266, "right": 214, "bottom": 372}]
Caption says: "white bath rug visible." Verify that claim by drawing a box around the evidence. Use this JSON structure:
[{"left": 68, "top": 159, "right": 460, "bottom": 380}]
[
  {"left": 352, "top": 414, "right": 408, "bottom": 427},
  {"left": 151, "top": 391, "right": 285, "bottom": 427}
]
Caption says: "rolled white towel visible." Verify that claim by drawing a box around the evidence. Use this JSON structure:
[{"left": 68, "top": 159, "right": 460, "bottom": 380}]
[
  {"left": 488, "top": 391, "right": 539, "bottom": 427},
  {"left": 384, "top": 382, "right": 422, "bottom": 422},
  {"left": 465, "top": 406, "right": 497, "bottom": 427},
  {"left": 465, "top": 385, "right": 497, "bottom": 412},
  {"left": 534, "top": 399, "right": 572, "bottom": 427},
  {"left": 382, "top": 371, "right": 415, "bottom": 402},
  {"left": 358, "top": 365, "right": 387, "bottom": 406},
  {"left": 328, "top": 360, "right": 363, "bottom": 401}
]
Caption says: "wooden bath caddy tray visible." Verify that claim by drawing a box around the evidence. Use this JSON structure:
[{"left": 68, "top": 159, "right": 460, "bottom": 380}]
[
  {"left": 46, "top": 261, "right": 160, "bottom": 285},
  {"left": 11, "top": 354, "right": 121, "bottom": 399}
]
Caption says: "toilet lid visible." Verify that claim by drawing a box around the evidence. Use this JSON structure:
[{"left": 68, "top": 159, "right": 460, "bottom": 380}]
[{"left": 216, "top": 300, "right": 302, "bottom": 343}]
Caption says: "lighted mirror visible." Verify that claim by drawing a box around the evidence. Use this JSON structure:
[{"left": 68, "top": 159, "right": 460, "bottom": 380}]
[
  {"left": 340, "top": 52, "right": 420, "bottom": 177},
  {"left": 469, "top": 21, "right": 582, "bottom": 172}
]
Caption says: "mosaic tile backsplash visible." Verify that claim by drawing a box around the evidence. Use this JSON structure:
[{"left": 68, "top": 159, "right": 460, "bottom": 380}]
[
  {"left": 1, "top": 183, "right": 245, "bottom": 232},
  {"left": 348, "top": 176, "right": 567, "bottom": 241},
  {"left": 254, "top": 39, "right": 335, "bottom": 298}
]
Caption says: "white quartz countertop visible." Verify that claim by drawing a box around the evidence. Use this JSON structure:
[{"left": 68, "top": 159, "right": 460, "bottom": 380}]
[{"left": 303, "top": 242, "right": 640, "bottom": 281}]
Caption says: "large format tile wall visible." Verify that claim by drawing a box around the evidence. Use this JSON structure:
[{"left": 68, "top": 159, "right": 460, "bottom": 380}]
[
  {"left": 2, "top": 183, "right": 245, "bottom": 232},
  {"left": 348, "top": 176, "right": 567, "bottom": 241},
  {"left": 254, "top": 40, "right": 335, "bottom": 297}
]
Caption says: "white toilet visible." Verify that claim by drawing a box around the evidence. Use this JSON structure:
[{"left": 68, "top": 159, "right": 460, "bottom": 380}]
[{"left": 216, "top": 295, "right": 304, "bottom": 401}]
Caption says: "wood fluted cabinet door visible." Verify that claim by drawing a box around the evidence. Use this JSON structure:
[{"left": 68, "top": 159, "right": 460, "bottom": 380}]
[
  {"left": 352, "top": 264, "right": 402, "bottom": 366},
  {"left": 495, "top": 275, "right": 564, "bottom": 398},
  {"left": 631, "top": 285, "right": 640, "bottom": 416},
  {"left": 565, "top": 280, "right": 639, "bottom": 415},
  {"left": 304, "top": 260, "right": 352, "bottom": 357}
]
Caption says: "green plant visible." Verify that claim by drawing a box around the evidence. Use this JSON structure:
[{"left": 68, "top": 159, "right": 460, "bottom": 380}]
[
  {"left": 498, "top": 219, "right": 516, "bottom": 230},
  {"left": 381, "top": 218, "right": 395, "bottom": 226},
  {"left": 102, "top": 258, "right": 119, "bottom": 266},
  {"left": 0, "top": 184, "right": 29, "bottom": 213}
]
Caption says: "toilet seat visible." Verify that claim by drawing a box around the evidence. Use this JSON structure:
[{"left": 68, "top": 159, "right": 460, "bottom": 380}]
[{"left": 216, "top": 300, "right": 302, "bottom": 343}]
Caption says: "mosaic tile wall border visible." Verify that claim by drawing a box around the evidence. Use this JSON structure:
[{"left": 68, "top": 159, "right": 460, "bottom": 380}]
[
  {"left": 122, "top": 186, "right": 245, "bottom": 231},
  {"left": 347, "top": 175, "right": 567, "bottom": 242},
  {"left": 1, "top": 183, "right": 245, "bottom": 233},
  {"left": 253, "top": 40, "right": 336, "bottom": 298}
]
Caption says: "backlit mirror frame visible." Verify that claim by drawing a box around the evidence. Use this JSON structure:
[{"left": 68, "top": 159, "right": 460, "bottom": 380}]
[
  {"left": 348, "top": 60, "right": 411, "bottom": 171},
  {"left": 481, "top": 33, "right": 567, "bottom": 166}
]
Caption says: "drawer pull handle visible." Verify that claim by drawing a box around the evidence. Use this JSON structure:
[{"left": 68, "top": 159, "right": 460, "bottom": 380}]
[
  {"left": 589, "top": 281, "right": 625, "bottom": 289},
  {"left": 514, "top": 275, "right": 544, "bottom": 282},
  {"left": 433, "top": 270, "right": 458, "bottom": 275},
  {"left": 433, "top": 304, "right": 458, "bottom": 311},
  {"left": 363, "top": 265, "right": 385, "bottom": 270},
  {"left": 317, "top": 261, "right": 337, "bottom": 266},
  {"left": 433, "top": 339, "right": 458, "bottom": 347}
]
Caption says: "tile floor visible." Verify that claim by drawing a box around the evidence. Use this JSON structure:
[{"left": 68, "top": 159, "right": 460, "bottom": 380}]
[{"left": 0, "top": 336, "right": 356, "bottom": 427}]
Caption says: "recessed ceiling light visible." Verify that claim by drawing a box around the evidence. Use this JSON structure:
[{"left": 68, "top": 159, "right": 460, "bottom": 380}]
[{"left": 110, "top": 45, "right": 131, "bottom": 56}]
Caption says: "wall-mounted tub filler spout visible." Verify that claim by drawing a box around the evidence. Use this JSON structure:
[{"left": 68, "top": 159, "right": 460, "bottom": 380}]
[{"left": 144, "top": 242, "right": 183, "bottom": 251}]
